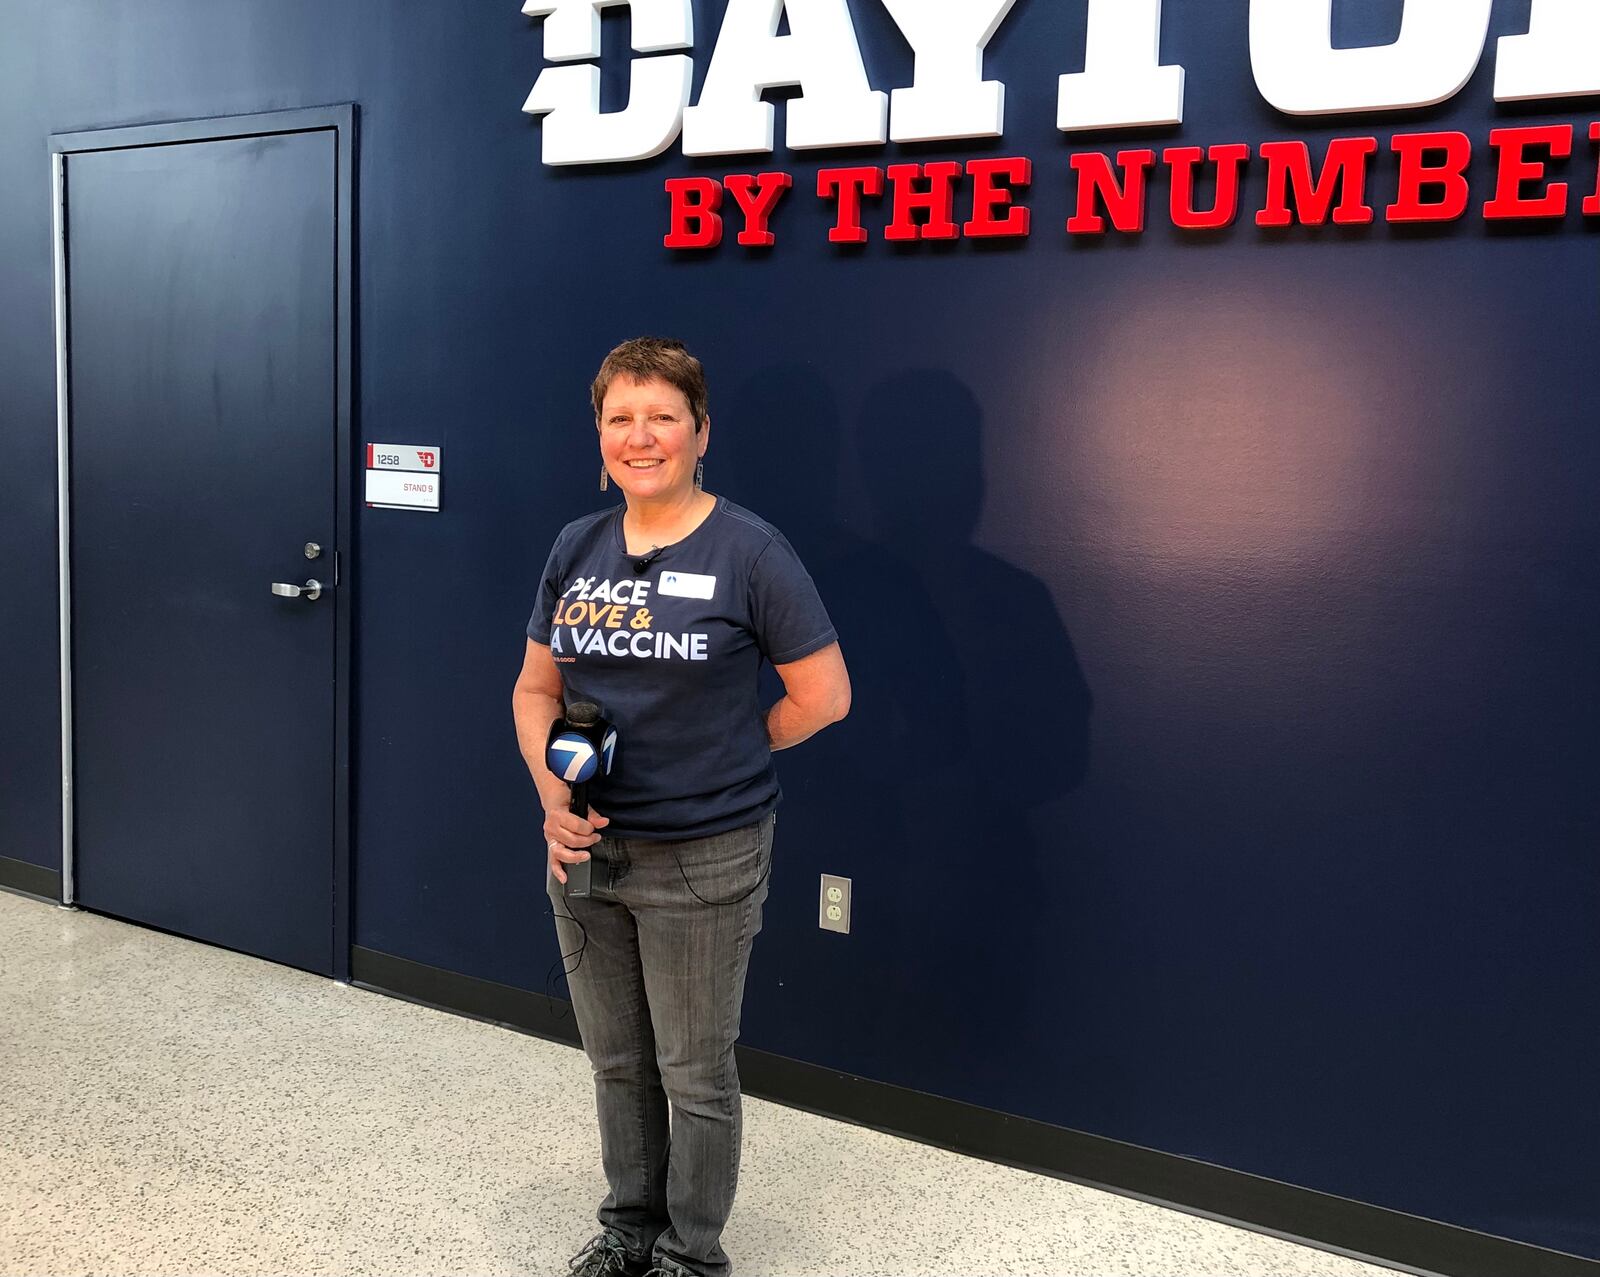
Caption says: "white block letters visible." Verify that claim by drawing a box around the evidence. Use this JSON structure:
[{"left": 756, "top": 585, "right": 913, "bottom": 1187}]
[
  {"left": 1057, "top": 0, "right": 1186, "bottom": 132},
  {"left": 1496, "top": 0, "right": 1600, "bottom": 102},
  {"left": 523, "top": 0, "right": 1600, "bottom": 165},
  {"left": 1250, "top": 0, "right": 1493, "bottom": 115},
  {"left": 881, "top": 0, "right": 1021, "bottom": 143},
  {"left": 682, "top": 0, "right": 887, "bottom": 155},
  {"left": 523, "top": 56, "right": 694, "bottom": 165},
  {"left": 521, "top": 0, "right": 693, "bottom": 60}
]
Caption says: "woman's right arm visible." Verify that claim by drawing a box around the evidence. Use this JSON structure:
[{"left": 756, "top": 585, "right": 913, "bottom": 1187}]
[{"left": 511, "top": 638, "right": 608, "bottom": 883}]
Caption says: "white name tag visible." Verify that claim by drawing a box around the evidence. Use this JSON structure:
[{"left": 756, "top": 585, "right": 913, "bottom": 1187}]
[{"left": 658, "top": 570, "right": 716, "bottom": 599}]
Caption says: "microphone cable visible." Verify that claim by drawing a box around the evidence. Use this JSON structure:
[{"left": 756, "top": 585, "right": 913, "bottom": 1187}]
[
  {"left": 544, "top": 898, "right": 589, "bottom": 1023},
  {"left": 666, "top": 837, "right": 772, "bottom": 907}
]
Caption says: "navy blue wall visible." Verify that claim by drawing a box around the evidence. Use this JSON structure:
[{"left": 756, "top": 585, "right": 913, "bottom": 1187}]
[{"left": 3, "top": 0, "right": 1595, "bottom": 1259}]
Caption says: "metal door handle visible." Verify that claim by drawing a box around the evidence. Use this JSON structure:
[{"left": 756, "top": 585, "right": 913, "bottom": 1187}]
[{"left": 271, "top": 579, "right": 326, "bottom": 601}]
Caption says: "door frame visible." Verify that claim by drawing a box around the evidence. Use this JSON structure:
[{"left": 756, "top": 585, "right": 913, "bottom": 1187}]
[{"left": 50, "top": 105, "right": 357, "bottom": 980}]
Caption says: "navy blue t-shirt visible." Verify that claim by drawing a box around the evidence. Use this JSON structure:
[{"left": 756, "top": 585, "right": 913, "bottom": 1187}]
[{"left": 526, "top": 496, "right": 837, "bottom": 840}]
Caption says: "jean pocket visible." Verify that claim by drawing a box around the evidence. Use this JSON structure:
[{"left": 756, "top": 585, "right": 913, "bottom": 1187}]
[{"left": 676, "top": 818, "right": 772, "bottom": 905}]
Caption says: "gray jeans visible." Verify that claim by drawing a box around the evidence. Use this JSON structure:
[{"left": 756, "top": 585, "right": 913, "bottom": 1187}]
[{"left": 547, "top": 813, "right": 774, "bottom": 1277}]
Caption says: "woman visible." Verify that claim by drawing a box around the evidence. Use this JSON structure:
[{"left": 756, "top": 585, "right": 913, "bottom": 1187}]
[{"left": 512, "top": 337, "right": 850, "bottom": 1277}]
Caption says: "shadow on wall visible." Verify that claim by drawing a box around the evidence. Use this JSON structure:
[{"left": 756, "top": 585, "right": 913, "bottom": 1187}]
[{"left": 720, "top": 365, "right": 1093, "bottom": 1096}]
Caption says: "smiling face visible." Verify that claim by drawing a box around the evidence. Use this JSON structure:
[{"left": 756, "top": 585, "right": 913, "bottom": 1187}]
[{"left": 597, "top": 375, "right": 709, "bottom": 507}]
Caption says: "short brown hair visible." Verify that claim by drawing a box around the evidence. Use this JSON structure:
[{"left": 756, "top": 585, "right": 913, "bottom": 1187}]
[{"left": 591, "top": 337, "right": 708, "bottom": 432}]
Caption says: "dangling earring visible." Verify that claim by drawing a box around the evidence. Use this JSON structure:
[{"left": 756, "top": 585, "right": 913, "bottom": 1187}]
[
  {"left": 694, "top": 460, "right": 705, "bottom": 490},
  {"left": 599, "top": 464, "right": 609, "bottom": 492}
]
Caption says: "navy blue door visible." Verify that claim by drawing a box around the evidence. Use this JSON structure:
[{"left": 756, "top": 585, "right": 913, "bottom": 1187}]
[{"left": 67, "top": 131, "right": 338, "bottom": 974}]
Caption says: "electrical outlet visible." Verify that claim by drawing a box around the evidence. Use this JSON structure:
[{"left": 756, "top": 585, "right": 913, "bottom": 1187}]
[{"left": 819, "top": 874, "right": 851, "bottom": 934}]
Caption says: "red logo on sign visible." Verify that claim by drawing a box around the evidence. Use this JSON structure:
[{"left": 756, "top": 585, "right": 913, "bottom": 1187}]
[{"left": 418, "top": 451, "right": 436, "bottom": 468}]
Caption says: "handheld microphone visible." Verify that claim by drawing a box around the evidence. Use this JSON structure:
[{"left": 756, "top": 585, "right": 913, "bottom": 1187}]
[
  {"left": 545, "top": 701, "right": 617, "bottom": 820},
  {"left": 546, "top": 703, "right": 616, "bottom": 899}
]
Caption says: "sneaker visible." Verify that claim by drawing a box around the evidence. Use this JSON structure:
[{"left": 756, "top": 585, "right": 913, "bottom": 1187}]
[
  {"left": 567, "top": 1229, "right": 651, "bottom": 1277},
  {"left": 642, "top": 1258, "right": 697, "bottom": 1277}
]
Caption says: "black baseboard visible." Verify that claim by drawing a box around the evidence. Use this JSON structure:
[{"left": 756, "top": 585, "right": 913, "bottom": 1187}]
[
  {"left": 352, "top": 946, "right": 1598, "bottom": 1277},
  {"left": 0, "top": 853, "right": 62, "bottom": 903}
]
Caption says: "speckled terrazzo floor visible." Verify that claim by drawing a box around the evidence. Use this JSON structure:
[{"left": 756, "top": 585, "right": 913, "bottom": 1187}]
[{"left": 0, "top": 891, "right": 1402, "bottom": 1277}]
